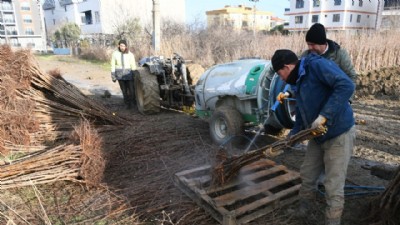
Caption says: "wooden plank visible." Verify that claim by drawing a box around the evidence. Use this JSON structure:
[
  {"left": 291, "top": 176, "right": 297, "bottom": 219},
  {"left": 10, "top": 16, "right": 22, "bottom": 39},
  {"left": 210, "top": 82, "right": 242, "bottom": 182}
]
[
  {"left": 213, "top": 172, "right": 299, "bottom": 207},
  {"left": 174, "top": 159, "right": 301, "bottom": 225},
  {"left": 205, "top": 165, "right": 288, "bottom": 194},
  {"left": 238, "top": 187, "right": 300, "bottom": 224},
  {"left": 173, "top": 174, "right": 226, "bottom": 224},
  {"left": 240, "top": 159, "right": 276, "bottom": 172},
  {"left": 235, "top": 184, "right": 301, "bottom": 215}
]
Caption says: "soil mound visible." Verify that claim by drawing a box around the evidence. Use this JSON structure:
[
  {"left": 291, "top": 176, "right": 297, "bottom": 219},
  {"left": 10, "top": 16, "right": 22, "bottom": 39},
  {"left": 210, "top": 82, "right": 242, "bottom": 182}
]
[{"left": 357, "top": 66, "right": 400, "bottom": 98}]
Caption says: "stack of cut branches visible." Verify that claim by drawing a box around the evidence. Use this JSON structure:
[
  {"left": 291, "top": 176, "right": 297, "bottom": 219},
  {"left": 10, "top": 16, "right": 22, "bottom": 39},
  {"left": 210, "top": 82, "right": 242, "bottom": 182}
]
[
  {"left": 367, "top": 166, "right": 400, "bottom": 225},
  {"left": 0, "top": 45, "right": 129, "bottom": 154},
  {"left": 0, "top": 119, "right": 105, "bottom": 189},
  {"left": 212, "top": 126, "right": 327, "bottom": 185}
]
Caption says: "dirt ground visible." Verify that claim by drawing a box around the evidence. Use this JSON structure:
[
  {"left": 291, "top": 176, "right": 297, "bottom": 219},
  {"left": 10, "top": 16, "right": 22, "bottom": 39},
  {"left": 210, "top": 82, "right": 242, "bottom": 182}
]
[{"left": 36, "top": 55, "right": 400, "bottom": 225}]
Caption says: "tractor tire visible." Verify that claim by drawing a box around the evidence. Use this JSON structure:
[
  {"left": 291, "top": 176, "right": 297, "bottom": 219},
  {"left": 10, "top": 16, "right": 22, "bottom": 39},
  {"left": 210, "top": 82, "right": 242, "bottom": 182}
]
[
  {"left": 135, "top": 67, "right": 160, "bottom": 114},
  {"left": 209, "top": 106, "right": 243, "bottom": 145}
]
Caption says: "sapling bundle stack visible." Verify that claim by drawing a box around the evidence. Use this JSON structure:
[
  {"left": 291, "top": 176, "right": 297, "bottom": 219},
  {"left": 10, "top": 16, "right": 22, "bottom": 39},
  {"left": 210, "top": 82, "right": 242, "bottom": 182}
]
[{"left": 0, "top": 45, "right": 129, "bottom": 155}]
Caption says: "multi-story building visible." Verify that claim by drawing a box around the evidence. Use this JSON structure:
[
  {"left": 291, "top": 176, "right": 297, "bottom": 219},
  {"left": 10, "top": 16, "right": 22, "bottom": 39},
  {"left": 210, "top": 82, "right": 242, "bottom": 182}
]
[
  {"left": 284, "top": 0, "right": 384, "bottom": 31},
  {"left": 42, "top": 0, "right": 185, "bottom": 36},
  {"left": 0, "top": 0, "right": 46, "bottom": 50},
  {"left": 381, "top": 0, "right": 400, "bottom": 30},
  {"left": 206, "top": 5, "right": 283, "bottom": 32}
]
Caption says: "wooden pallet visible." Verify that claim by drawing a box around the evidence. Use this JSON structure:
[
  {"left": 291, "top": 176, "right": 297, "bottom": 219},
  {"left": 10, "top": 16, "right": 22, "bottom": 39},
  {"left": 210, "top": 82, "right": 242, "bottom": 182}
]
[{"left": 174, "top": 159, "right": 301, "bottom": 225}]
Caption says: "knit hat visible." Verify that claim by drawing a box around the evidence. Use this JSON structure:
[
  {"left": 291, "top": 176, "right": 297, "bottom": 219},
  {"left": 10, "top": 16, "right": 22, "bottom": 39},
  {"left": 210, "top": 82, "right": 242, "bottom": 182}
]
[
  {"left": 271, "top": 49, "right": 298, "bottom": 72},
  {"left": 305, "top": 23, "right": 327, "bottom": 45},
  {"left": 118, "top": 39, "right": 127, "bottom": 46}
]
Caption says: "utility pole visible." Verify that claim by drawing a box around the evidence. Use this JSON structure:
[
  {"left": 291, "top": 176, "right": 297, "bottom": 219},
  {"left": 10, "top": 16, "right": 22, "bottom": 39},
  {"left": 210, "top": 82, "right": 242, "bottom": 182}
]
[
  {"left": 249, "top": 0, "right": 259, "bottom": 36},
  {"left": 152, "top": 0, "right": 161, "bottom": 54}
]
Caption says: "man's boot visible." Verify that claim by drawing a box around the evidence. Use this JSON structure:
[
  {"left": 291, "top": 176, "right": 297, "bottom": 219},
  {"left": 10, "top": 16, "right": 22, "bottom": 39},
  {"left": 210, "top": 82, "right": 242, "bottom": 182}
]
[{"left": 325, "top": 207, "right": 342, "bottom": 225}]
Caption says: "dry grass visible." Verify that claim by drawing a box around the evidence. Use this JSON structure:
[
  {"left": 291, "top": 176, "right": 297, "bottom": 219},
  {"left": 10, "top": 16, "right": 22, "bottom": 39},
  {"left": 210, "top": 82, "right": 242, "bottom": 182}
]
[
  {"left": 88, "top": 26, "right": 400, "bottom": 74},
  {"left": 0, "top": 182, "right": 139, "bottom": 224},
  {"left": 131, "top": 27, "right": 400, "bottom": 73}
]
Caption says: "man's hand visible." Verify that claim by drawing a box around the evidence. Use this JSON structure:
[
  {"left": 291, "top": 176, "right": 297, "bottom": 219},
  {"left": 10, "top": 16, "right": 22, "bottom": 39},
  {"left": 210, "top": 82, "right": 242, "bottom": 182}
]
[
  {"left": 311, "top": 115, "right": 327, "bottom": 129},
  {"left": 277, "top": 92, "right": 290, "bottom": 104},
  {"left": 111, "top": 72, "right": 116, "bottom": 83}
]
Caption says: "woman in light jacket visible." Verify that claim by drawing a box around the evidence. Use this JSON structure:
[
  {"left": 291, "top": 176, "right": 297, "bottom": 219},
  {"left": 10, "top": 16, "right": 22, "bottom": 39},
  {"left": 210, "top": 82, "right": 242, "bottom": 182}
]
[{"left": 111, "top": 40, "right": 137, "bottom": 109}]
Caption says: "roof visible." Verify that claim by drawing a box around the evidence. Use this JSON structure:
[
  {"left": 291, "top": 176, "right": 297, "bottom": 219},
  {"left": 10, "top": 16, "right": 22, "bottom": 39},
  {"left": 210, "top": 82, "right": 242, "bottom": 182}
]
[{"left": 206, "top": 5, "right": 273, "bottom": 16}]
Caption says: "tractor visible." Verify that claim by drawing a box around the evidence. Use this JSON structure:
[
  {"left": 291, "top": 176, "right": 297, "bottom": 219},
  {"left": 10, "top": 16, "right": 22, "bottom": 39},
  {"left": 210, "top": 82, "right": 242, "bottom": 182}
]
[
  {"left": 135, "top": 53, "right": 201, "bottom": 114},
  {"left": 194, "top": 58, "right": 296, "bottom": 145}
]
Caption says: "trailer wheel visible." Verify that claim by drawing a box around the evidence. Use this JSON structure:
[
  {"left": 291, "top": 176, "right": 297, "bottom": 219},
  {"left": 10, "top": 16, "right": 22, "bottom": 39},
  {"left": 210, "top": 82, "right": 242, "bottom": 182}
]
[
  {"left": 209, "top": 106, "right": 243, "bottom": 145},
  {"left": 135, "top": 67, "right": 160, "bottom": 114}
]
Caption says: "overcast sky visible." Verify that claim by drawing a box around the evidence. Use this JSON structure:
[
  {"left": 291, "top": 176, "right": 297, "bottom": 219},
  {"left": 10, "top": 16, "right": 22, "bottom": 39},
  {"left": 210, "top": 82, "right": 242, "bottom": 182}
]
[{"left": 185, "top": 0, "right": 290, "bottom": 24}]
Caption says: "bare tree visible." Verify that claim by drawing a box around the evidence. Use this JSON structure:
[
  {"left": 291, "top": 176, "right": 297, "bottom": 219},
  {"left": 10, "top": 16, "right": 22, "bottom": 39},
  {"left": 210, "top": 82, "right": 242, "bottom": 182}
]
[{"left": 110, "top": 3, "right": 142, "bottom": 45}]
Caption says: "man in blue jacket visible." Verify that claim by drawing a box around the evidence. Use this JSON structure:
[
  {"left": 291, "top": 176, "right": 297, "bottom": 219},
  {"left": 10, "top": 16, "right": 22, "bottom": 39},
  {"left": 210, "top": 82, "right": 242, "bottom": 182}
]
[{"left": 271, "top": 49, "right": 356, "bottom": 225}]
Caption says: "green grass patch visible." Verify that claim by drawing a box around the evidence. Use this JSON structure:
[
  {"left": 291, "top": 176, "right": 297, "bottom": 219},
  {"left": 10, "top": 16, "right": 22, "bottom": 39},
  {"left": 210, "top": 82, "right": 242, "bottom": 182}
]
[{"left": 34, "top": 54, "right": 110, "bottom": 70}]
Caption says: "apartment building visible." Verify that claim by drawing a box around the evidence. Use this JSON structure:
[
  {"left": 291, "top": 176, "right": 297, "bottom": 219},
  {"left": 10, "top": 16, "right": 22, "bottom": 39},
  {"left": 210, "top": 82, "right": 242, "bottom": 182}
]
[
  {"left": 0, "top": 0, "right": 46, "bottom": 50},
  {"left": 284, "top": 0, "right": 384, "bottom": 31},
  {"left": 206, "top": 5, "right": 281, "bottom": 32},
  {"left": 381, "top": 0, "right": 400, "bottom": 30},
  {"left": 42, "top": 0, "right": 185, "bottom": 36}
]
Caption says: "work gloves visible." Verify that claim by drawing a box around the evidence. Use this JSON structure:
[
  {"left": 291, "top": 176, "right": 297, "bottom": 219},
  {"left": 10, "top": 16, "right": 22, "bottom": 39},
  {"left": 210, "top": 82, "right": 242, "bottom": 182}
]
[
  {"left": 311, "top": 115, "right": 327, "bottom": 129},
  {"left": 277, "top": 92, "right": 291, "bottom": 104},
  {"left": 111, "top": 72, "right": 116, "bottom": 83}
]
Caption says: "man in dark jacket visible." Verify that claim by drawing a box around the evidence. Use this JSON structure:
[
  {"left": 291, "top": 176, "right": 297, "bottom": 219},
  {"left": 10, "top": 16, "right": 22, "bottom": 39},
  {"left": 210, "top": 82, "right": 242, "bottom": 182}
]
[
  {"left": 302, "top": 23, "right": 357, "bottom": 85},
  {"left": 277, "top": 23, "right": 357, "bottom": 104},
  {"left": 271, "top": 49, "right": 356, "bottom": 225}
]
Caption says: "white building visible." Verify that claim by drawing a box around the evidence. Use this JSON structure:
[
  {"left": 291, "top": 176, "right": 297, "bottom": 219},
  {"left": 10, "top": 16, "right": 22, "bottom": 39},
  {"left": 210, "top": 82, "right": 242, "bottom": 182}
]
[
  {"left": 284, "top": 0, "right": 384, "bottom": 31},
  {"left": 42, "top": 0, "right": 185, "bottom": 36}
]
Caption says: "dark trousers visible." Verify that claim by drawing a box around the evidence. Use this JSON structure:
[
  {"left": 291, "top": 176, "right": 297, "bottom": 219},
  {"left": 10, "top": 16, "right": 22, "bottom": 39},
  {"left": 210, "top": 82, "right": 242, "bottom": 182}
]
[{"left": 118, "top": 79, "right": 135, "bottom": 106}]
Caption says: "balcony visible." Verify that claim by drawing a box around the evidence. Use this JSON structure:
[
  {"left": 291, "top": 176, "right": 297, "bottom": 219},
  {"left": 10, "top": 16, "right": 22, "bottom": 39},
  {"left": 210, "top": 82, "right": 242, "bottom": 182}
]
[
  {"left": 6, "top": 31, "right": 18, "bottom": 35},
  {"left": 384, "top": 6, "right": 400, "bottom": 10},
  {"left": 4, "top": 19, "right": 16, "bottom": 24},
  {"left": 1, "top": 3, "right": 13, "bottom": 11}
]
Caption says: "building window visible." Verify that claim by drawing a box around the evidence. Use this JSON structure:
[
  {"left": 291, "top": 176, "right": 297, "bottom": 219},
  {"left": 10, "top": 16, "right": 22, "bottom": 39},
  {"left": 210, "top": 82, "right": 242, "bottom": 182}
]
[
  {"left": 334, "top": 0, "right": 341, "bottom": 5},
  {"left": 95, "top": 11, "right": 100, "bottom": 23},
  {"left": 359, "top": 0, "right": 363, "bottom": 7},
  {"left": 312, "top": 15, "right": 319, "bottom": 23},
  {"left": 295, "top": 16, "right": 303, "bottom": 24},
  {"left": 25, "top": 28, "right": 34, "bottom": 35},
  {"left": 350, "top": 14, "right": 353, "bottom": 22},
  {"left": 333, "top": 14, "right": 340, "bottom": 22},
  {"left": 65, "top": 6, "right": 67, "bottom": 12},
  {"left": 313, "top": 0, "right": 320, "bottom": 7},
  {"left": 21, "top": 2, "right": 30, "bottom": 11},
  {"left": 296, "top": 0, "right": 304, "bottom": 8},
  {"left": 352, "top": 0, "right": 355, "bottom": 6},
  {"left": 23, "top": 15, "right": 32, "bottom": 23},
  {"left": 357, "top": 15, "right": 361, "bottom": 23},
  {"left": 53, "top": 19, "right": 56, "bottom": 25},
  {"left": 52, "top": 10, "right": 54, "bottom": 15},
  {"left": 6, "top": 27, "right": 17, "bottom": 35}
]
